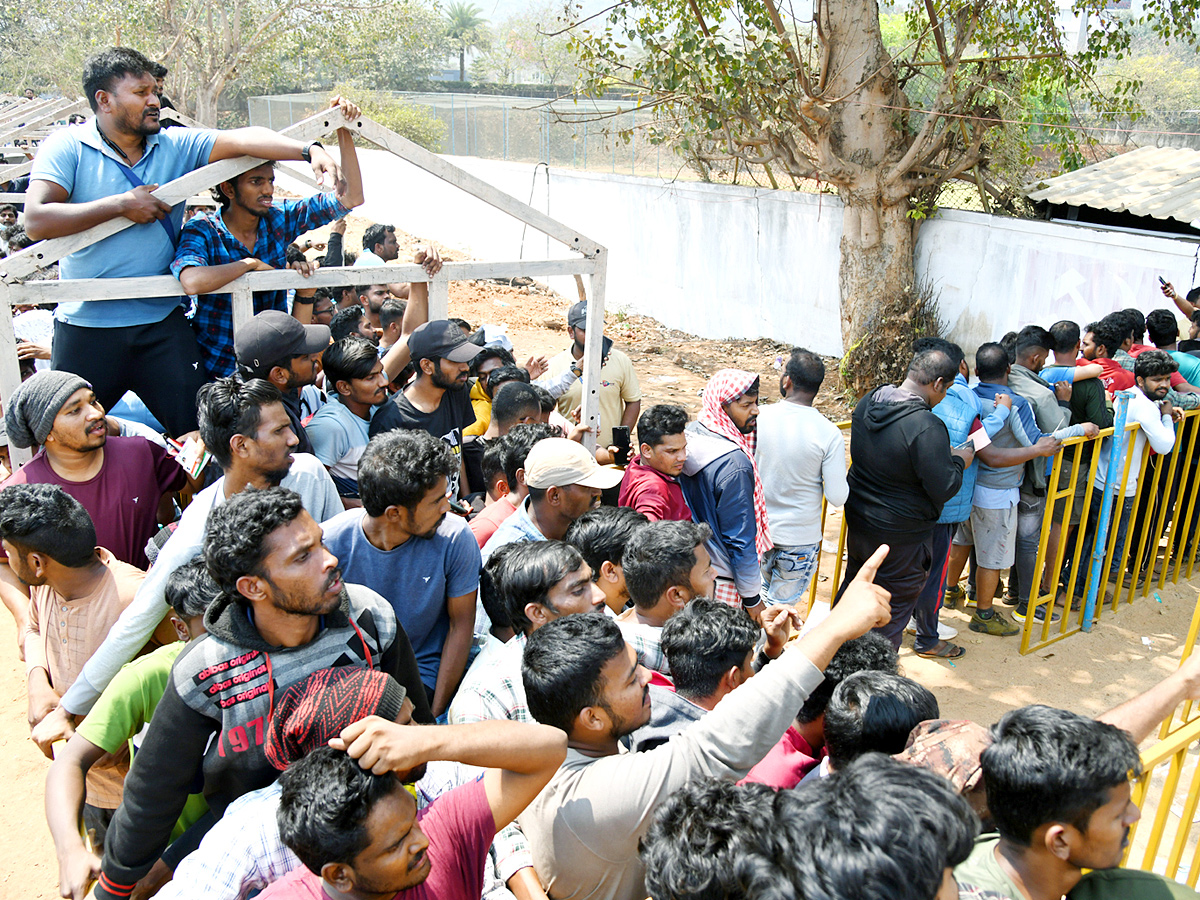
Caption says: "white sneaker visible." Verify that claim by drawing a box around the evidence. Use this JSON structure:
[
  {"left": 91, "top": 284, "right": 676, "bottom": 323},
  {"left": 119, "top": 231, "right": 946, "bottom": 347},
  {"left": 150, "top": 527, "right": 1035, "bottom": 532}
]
[{"left": 904, "top": 618, "right": 959, "bottom": 640}]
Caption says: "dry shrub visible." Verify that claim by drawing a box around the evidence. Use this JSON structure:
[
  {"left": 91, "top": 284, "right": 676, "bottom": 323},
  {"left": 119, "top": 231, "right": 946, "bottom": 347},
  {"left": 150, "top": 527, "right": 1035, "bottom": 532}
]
[{"left": 839, "top": 281, "right": 944, "bottom": 402}]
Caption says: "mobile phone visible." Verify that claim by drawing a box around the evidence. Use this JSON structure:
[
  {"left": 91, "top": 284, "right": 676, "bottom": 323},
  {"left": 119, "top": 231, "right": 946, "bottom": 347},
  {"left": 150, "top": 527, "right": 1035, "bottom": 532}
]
[
  {"left": 1159, "top": 276, "right": 1169, "bottom": 286},
  {"left": 611, "top": 426, "right": 632, "bottom": 466}
]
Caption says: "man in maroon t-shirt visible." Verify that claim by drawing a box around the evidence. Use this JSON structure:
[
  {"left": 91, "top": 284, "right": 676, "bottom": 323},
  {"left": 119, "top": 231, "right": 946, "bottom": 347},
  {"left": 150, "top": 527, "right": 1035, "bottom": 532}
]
[
  {"left": 0, "top": 371, "right": 184, "bottom": 635},
  {"left": 261, "top": 715, "right": 566, "bottom": 900},
  {"left": 619, "top": 404, "right": 692, "bottom": 522}
]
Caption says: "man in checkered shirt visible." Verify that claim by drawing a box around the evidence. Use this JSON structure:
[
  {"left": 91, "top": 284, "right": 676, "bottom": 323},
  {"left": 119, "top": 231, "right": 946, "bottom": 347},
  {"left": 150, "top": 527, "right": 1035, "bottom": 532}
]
[{"left": 171, "top": 101, "right": 364, "bottom": 379}]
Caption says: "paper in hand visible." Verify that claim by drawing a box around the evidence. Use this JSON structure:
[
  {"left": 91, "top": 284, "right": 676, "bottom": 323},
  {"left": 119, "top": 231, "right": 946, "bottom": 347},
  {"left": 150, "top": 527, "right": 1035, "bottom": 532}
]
[{"left": 968, "top": 417, "right": 991, "bottom": 451}]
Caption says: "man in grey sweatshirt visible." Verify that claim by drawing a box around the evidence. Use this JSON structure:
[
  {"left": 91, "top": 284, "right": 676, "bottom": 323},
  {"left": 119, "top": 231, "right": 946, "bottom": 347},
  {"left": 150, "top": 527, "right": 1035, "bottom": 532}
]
[{"left": 518, "top": 544, "right": 894, "bottom": 900}]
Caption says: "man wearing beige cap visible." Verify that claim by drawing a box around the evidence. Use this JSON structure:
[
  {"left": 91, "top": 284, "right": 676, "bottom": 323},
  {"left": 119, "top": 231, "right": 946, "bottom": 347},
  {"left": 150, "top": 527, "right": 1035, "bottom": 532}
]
[{"left": 481, "top": 437, "right": 623, "bottom": 563}]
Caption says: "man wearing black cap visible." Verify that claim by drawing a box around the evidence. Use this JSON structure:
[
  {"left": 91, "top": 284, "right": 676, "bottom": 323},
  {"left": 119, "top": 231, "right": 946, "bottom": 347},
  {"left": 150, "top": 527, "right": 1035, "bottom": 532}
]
[
  {"left": 369, "top": 320, "right": 481, "bottom": 498},
  {"left": 545, "top": 301, "right": 641, "bottom": 449},
  {"left": 235, "top": 309, "right": 331, "bottom": 456}
]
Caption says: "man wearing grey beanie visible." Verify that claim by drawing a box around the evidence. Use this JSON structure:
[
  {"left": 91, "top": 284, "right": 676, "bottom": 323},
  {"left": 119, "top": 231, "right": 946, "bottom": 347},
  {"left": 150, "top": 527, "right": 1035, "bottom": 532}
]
[{"left": 0, "top": 372, "right": 186, "bottom": 601}]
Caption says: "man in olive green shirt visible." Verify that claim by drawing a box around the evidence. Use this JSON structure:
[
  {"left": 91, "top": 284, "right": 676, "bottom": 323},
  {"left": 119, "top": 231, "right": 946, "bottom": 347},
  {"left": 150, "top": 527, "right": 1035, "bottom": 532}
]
[{"left": 955, "top": 705, "right": 1179, "bottom": 900}]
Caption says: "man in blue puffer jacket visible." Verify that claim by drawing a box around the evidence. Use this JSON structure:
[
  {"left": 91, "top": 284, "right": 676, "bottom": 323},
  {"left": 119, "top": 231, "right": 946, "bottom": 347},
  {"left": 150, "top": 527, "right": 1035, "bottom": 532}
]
[{"left": 911, "top": 338, "right": 1011, "bottom": 659}]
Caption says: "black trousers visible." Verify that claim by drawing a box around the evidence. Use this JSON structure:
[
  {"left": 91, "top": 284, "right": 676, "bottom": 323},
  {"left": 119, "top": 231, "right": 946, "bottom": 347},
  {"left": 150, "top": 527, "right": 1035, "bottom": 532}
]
[
  {"left": 51, "top": 307, "right": 208, "bottom": 436},
  {"left": 836, "top": 528, "right": 934, "bottom": 650}
]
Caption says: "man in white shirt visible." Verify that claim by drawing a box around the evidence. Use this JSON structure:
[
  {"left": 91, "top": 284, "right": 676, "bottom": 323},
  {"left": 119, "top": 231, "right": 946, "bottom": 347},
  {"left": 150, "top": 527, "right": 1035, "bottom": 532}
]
[
  {"left": 756, "top": 348, "right": 848, "bottom": 605},
  {"left": 1079, "top": 350, "right": 1181, "bottom": 585}
]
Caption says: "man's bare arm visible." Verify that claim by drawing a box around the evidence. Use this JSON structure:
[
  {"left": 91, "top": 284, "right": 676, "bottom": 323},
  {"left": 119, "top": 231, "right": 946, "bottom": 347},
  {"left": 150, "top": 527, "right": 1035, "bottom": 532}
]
[
  {"left": 209, "top": 97, "right": 360, "bottom": 199},
  {"left": 1098, "top": 650, "right": 1200, "bottom": 743},
  {"left": 431, "top": 591, "right": 475, "bottom": 717},
  {"left": 620, "top": 399, "right": 641, "bottom": 430},
  {"left": 333, "top": 717, "right": 568, "bottom": 831},
  {"left": 334, "top": 124, "right": 364, "bottom": 209},
  {"left": 381, "top": 246, "right": 438, "bottom": 381},
  {"left": 1162, "top": 281, "right": 1196, "bottom": 319},
  {"left": 46, "top": 735, "right": 106, "bottom": 899}
]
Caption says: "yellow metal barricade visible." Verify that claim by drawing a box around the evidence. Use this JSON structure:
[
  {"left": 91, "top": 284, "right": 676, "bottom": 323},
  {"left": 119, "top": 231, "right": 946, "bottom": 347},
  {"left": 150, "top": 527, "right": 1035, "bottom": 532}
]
[
  {"left": 800, "top": 407, "right": 1200, "bottom": 658},
  {"left": 1126, "top": 706, "right": 1200, "bottom": 884},
  {"left": 1158, "top": 595, "right": 1200, "bottom": 741},
  {"left": 1021, "top": 408, "right": 1200, "bottom": 654},
  {"left": 803, "top": 421, "right": 851, "bottom": 616}
]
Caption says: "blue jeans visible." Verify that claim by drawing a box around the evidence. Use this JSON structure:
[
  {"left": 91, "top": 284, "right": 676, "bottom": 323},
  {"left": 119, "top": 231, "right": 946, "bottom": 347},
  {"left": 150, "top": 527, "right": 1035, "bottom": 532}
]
[
  {"left": 760, "top": 542, "right": 821, "bottom": 605},
  {"left": 1014, "top": 488, "right": 1046, "bottom": 604},
  {"left": 1078, "top": 488, "right": 1136, "bottom": 585}
]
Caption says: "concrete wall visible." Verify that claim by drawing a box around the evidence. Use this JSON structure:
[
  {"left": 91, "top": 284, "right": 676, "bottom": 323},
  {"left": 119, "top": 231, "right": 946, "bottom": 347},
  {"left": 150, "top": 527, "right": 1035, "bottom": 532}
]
[
  {"left": 320, "top": 149, "right": 1200, "bottom": 358},
  {"left": 919, "top": 209, "right": 1200, "bottom": 356},
  {"left": 336, "top": 149, "right": 846, "bottom": 355}
]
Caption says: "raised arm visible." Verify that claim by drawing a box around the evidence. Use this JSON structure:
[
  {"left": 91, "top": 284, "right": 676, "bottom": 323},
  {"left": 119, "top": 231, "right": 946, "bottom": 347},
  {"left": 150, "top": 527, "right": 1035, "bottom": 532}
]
[
  {"left": 334, "top": 718, "right": 568, "bottom": 831},
  {"left": 432, "top": 590, "right": 477, "bottom": 718},
  {"left": 334, "top": 123, "right": 364, "bottom": 209},
  {"left": 1098, "top": 648, "right": 1200, "bottom": 742},
  {"left": 381, "top": 246, "right": 438, "bottom": 381},
  {"left": 1162, "top": 280, "right": 1196, "bottom": 319},
  {"left": 209, "top": 97, "right": 361, "bottom": 201}
]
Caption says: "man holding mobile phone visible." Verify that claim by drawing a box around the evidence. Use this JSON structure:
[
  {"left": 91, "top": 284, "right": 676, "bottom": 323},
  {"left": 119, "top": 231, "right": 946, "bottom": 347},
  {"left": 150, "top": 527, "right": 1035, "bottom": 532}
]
[{"left": 545, "top": 302, "right": 641, "bottom": 449}]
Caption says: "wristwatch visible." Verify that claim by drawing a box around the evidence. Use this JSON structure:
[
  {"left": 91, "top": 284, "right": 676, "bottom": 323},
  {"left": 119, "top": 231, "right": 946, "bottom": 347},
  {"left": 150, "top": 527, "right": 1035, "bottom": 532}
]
[{"left": 300, "top": 141, "right": 324, "bottom": 163}]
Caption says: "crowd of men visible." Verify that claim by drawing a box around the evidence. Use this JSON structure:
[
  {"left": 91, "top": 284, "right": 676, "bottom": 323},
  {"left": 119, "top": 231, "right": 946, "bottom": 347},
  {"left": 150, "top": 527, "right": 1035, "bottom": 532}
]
[{"left": 2, "top": 44, "right": 1199, "bottom": 900}]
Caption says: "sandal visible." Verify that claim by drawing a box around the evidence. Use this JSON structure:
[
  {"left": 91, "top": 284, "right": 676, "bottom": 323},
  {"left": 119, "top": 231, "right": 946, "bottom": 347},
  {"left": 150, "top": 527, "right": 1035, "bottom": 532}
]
[{"left": 915, "top": 640, "right": 966, "bottom": 660}]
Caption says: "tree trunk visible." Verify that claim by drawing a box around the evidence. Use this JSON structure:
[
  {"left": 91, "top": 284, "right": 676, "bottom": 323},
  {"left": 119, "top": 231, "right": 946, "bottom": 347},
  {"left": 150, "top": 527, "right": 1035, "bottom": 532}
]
[
  {"left": 459, "top": 48, "right": 466, "bottom": 80},
  {"left": 838, "top": 194, "right": 915, "bottom": 346},
  {"left": 193, "top": 85, "right": 221, "bottom": 127},
  {"left": 821, "top": 0, "right": 916, "bottom": 353}
]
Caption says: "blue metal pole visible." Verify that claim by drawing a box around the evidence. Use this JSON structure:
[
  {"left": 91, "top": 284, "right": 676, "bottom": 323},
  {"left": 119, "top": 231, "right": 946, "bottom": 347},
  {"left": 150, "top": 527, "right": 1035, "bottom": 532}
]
[{"left": 1083, "top": 390, "right": 1132, "bottom": 631}]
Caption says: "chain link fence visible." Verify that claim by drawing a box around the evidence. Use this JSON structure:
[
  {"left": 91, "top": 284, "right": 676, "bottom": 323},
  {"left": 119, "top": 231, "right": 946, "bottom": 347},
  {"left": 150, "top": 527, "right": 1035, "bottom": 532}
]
[{"left": 249, "top": 91, "right": 682, "bottom": 178}]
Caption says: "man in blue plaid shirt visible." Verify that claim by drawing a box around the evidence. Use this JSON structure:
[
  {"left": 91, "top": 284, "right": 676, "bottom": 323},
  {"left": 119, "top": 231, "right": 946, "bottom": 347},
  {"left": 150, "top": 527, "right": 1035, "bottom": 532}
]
[{"left": 172, "top": 103, "right": 364, "bottom": 379}]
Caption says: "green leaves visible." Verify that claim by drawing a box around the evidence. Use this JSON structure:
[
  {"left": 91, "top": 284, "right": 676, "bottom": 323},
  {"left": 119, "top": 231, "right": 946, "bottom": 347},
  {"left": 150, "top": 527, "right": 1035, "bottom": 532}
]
[{"left": 0, "top": 0, "right": 452, "bottom": 121}]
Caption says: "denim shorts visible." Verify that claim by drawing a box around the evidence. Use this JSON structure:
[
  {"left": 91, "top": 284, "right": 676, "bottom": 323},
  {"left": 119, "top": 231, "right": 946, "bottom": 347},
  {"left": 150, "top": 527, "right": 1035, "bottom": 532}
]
[{"left": 760, "top": 542, "right": 821, "bottom": 605}]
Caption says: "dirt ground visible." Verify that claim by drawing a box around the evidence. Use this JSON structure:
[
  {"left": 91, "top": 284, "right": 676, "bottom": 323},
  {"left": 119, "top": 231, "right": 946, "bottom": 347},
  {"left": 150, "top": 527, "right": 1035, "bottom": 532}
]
[{"left": 6, "top": 220, "right": 1200, "bottom": 899}]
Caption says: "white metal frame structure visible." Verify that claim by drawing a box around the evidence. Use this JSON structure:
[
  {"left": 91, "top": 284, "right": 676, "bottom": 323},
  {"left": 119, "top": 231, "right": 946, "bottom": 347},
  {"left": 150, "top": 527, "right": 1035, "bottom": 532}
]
[{"left": 0, "top": 107, "right": 608, "bottom": 465}]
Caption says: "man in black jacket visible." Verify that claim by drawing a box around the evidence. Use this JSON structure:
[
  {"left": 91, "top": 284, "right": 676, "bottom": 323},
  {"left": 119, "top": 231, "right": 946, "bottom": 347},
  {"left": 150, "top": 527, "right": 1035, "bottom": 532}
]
[
  {"left": 836, "top": 346, "right": 974, "bottom": 648},
  {"left": 91, "top": 487, "right": 430, "bottom": 900}
]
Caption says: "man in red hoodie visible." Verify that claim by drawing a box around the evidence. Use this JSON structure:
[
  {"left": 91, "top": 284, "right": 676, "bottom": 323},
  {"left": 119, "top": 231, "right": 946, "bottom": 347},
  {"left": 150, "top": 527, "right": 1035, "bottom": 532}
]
[{"left": 619, "top": 404, "right": 692, "bottom": 522}]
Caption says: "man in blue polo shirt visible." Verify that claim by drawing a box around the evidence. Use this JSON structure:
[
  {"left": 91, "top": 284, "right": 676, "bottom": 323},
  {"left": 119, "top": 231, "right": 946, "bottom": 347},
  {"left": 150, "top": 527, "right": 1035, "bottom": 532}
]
[
  {"left": 171, "top": 113, "right": 363, "bottom": 379},
  {"left": 24, "top": 47, "right": 352, "bottom": 436}
]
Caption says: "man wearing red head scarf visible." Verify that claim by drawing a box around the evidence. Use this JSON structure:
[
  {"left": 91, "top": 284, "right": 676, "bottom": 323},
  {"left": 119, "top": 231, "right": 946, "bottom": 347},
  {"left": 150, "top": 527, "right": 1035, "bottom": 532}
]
[{"left": 679, "top": 369, "right": 770, "bottom": 617}]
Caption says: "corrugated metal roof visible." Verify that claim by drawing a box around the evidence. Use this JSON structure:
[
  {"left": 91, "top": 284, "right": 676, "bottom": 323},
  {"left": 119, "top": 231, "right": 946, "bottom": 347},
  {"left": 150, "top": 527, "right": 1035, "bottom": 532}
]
[{"left": 1025, "top": 146, "right": 1200, "bottom": 228}]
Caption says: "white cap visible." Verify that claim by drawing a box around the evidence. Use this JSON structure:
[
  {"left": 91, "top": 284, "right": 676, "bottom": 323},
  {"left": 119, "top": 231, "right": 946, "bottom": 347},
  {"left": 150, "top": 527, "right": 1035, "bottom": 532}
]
[{"left": 524, "top": 438, "right": 624, "bottom": 490}]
